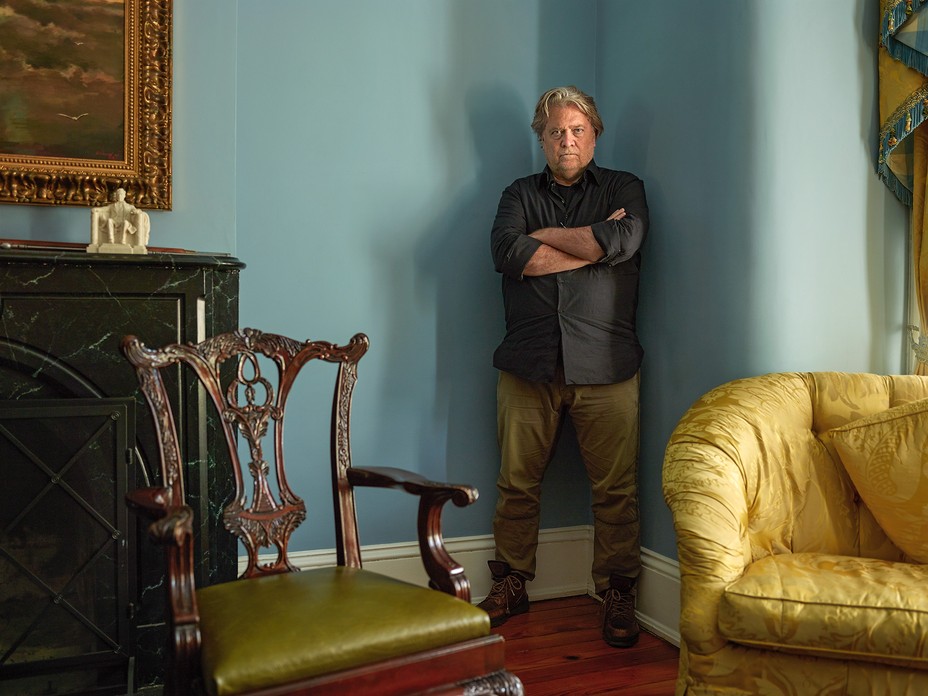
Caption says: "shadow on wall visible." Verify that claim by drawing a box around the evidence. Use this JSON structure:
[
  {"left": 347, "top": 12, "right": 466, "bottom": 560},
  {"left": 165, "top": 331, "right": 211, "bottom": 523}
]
[
  {"left": 413, "top": 82, "right": 544, "bottom": 532},
  {"left": 592, "top": 2, "right": 760, "bottom": 558}
]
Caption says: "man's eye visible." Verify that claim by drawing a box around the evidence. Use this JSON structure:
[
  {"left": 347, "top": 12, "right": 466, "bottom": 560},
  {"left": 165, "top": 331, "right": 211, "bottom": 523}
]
[
  {"left": 573, "top": 128, "right": 584, "bottom": 136},
  {"left": 550, "top": 130, "right": 562, "bottom": 139}
]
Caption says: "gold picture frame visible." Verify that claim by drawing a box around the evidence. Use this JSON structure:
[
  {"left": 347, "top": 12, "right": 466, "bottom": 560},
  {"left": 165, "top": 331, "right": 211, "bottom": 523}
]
[{"left": 0, "top": 0, "right": 172, "bottom": 209}]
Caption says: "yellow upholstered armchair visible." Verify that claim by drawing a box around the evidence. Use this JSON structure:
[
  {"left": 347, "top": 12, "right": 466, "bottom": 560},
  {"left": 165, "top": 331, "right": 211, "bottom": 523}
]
[{"left": 663, "top": 372, "right": 928, "bottom": 695}]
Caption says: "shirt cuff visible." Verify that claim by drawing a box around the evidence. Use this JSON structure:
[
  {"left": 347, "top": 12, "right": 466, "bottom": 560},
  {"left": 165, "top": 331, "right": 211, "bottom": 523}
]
[{"left": 502, "top": 235, "right": 543, "bottom": 279}]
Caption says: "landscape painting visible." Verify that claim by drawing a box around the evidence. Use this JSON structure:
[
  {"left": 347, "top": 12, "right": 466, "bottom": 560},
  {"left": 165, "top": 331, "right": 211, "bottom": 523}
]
[
  {"left": 0, "top": 0, "right": 172, "bottom": 209},
  {"left": 0, "top": 0, "right": 125, "bottom": 161}
]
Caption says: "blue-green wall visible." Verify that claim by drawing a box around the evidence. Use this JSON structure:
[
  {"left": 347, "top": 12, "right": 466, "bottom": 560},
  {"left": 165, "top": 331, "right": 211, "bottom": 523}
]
[{"left": 0, "top": 0, "right": 906, "bottom": 560}]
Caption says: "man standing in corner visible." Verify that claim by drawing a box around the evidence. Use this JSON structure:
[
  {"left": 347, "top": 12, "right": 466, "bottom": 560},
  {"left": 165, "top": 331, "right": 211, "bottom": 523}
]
[{"left": 479, "top": 85, "right": 649, "bottom": 648}]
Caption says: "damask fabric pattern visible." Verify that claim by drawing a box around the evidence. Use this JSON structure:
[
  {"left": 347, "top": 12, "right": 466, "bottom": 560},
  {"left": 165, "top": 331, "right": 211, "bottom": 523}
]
[
  {"left": 720, "top": 554, "right": 928, "bottom": 668},
  {"left": 663, "top": 372, "right": 928, "bottom": 696},
  {"left": 830, "top": 397, "right": 928, "bottom": 563}
]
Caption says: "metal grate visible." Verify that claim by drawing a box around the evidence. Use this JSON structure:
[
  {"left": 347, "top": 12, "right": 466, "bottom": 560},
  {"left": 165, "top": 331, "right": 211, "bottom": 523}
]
[{"left": 0, "top": 398, "right": 135, "bottom": 695}]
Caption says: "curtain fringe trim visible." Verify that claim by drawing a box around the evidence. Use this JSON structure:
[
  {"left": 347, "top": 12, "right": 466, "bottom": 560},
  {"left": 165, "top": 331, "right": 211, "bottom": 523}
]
[
  {"left": 879, "top": 165, "right": 914, "bottom": 205},
  {"left": 882, "top": 0, "right": 928, "bottom": 75},
  {"left": 877, "top": 84, "right": 925, "bottom": 206}
]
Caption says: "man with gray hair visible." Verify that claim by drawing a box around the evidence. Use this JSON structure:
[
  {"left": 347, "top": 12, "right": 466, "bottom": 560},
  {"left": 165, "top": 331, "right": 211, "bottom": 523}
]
[{"left": 481, "top": 85, "right": 649, "bottom": 648}]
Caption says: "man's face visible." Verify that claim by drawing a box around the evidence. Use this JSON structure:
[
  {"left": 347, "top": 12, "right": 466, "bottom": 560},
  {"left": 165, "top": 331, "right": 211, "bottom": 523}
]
[{"left": 541, "top": 104, "right": 597, "bottom": 186}]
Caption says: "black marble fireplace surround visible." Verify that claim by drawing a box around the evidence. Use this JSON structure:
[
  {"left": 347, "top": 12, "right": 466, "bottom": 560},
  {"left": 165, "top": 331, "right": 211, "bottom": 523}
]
[{"left": 0, "top": 250, "right": 243, "bottom": 695}]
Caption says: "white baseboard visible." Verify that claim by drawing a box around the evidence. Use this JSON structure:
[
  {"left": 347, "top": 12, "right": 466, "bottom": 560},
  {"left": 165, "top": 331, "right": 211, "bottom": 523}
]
[
  {"left": 635, "top": 546, "right": 682, "bottom": 646},
  {"left": 239, "top": 525, "right": 681, "bottom": 647}
]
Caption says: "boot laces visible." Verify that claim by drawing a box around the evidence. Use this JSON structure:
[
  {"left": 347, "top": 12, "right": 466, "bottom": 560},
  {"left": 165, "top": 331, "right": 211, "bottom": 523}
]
[
  {"left": 489, "top": 573, "right": 524, "bottom": 598},
  {"left": 602, "top": 588, "right": 634, "bottom": 621}
]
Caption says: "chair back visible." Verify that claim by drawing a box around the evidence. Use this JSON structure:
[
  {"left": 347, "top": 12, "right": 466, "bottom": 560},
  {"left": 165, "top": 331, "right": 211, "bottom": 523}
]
[
  {"left": 664, "top": 371, "right": 928, "bottom": 564},
  {"left": 122, "top": 328, "right": 370, "bottom": 578}
]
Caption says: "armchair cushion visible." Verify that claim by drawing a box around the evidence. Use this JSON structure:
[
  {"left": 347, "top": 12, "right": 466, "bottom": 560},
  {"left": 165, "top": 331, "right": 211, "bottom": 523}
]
[
  {"left": 198, "top": 567, "right": 491, "bottom": 696},
  {"left": 719, "top": 553, "right": 928, "bottom": 669},
  {"left": 830, "top": 397, "right": 928, "bottom": 563}
]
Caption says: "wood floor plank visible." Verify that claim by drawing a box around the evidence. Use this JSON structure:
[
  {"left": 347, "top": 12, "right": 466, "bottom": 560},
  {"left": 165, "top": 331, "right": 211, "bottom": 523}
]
[{"left": 493, "top": 595, "right": 680, "bottom": 695}]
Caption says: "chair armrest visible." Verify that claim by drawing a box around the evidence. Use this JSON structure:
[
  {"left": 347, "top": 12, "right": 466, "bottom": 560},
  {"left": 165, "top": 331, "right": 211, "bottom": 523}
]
[
  {"left": 126, "top": 485, "right": 172, "bottom": 519},
  {"left": 348, "top": 466, "right": 477, "bottom": 505},
  {"left": 125, "top": 486, "right": 201, "bottom": 660},
  {"left": 663, "top": 435, "right": 752, "bottom": 655},
  {"left": 348, "top": 466, "right": 477, "bottom": 601},
  {"left": 127, "top": 487, "right": 196, "bottom": 547}
]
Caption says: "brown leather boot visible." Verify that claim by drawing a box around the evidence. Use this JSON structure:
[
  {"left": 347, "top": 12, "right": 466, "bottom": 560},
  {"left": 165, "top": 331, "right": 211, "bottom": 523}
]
[
  {"left": 476, "top": 560, "right": 529, "bottom": 627},
  {"left": 601, "top": 573, "right": 639, "bottom": 648}
]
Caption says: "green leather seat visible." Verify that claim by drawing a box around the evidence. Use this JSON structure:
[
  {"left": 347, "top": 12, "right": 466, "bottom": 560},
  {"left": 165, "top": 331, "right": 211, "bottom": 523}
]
[{"left": 198, "top": 567, "right": 491, "bottom": 696}]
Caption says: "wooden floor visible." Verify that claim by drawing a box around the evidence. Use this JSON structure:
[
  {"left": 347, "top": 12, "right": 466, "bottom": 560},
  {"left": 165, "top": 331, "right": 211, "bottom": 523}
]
[{"left": 492, "top": 595, "right": 680, "bottom": 695}]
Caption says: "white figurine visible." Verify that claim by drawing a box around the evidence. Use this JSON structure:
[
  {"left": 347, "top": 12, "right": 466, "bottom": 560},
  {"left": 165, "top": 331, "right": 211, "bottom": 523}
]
[{"left": 87, "top": 188, "right": 151, "bottom": 254}]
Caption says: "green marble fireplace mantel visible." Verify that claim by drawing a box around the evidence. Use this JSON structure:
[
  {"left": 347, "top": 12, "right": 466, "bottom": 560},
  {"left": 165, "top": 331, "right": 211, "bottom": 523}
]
[{"left": 0, "top": 250, "right": 244, "bottom": 695}]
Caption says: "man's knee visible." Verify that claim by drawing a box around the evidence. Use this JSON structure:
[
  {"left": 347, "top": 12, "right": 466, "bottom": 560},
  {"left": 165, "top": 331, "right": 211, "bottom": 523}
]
[{"left": 592, "top": 490, "right": 640, "bottom": 526}]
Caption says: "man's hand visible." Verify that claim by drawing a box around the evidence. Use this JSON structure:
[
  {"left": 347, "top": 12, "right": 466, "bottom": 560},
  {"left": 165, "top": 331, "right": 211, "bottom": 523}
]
[{"left": 607, "top": 208, "right": 626, "bottom": 222}]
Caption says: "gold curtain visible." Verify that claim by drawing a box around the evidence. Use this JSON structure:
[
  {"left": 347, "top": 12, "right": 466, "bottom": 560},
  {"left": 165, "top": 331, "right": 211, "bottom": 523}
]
[
  {"left": 878, "top": 0, "right": 928, "bottom": 374},
  {"left": 912, "top": 126, "right": 928, "bottom": 374}
]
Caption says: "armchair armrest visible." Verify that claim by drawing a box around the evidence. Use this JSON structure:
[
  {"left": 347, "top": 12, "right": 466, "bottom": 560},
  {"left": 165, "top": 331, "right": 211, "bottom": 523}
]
[
  {"left": 348, "top": 466, "right": 477, "bottom": 504},
  {"left": 127, "top": 486, "right": 198, "bottom": 550},
  {"left": 126, "top": 485, "right": 172, "bottom": 519},
  {"left": 663, "top": 430, "right": 752, "bottom": 655},
  {"left": 125, "top": 486, "right": 202, "bottom": 671},
  {"left": 348, "top": 466, "right": 478, "bottom": 601}
]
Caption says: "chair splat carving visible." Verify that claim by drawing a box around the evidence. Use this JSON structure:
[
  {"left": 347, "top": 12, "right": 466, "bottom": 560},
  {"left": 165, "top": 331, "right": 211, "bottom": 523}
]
[{"left": 125, "top": 329, "right": 370, "bottom": 577}]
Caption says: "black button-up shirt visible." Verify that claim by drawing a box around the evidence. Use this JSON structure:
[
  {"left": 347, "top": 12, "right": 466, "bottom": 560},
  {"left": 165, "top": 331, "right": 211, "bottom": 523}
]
[{"left": 490, "top": 161, "right": 649, "bottom": 385}]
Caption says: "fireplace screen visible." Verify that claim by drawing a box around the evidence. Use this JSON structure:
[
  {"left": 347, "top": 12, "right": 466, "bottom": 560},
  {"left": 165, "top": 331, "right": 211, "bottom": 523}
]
[{"left": 0, "top": 398, "right": 135, "bottom": 695}]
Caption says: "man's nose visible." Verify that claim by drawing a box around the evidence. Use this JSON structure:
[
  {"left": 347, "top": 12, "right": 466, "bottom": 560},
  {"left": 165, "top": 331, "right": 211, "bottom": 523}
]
[{"left": 561, "top": 132, "right": 575, "bottom": 147}]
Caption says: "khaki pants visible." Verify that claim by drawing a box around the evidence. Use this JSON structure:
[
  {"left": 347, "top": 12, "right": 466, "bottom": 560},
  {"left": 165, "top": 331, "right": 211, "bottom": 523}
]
[{"left": 493, "top": 369, "right": 641, "bottom": 593}]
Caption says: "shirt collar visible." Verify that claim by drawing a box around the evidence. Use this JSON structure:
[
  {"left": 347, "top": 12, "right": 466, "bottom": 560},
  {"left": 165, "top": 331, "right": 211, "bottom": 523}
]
[{"left": 540, "top": 160, "right": 603, "bottom": 189}]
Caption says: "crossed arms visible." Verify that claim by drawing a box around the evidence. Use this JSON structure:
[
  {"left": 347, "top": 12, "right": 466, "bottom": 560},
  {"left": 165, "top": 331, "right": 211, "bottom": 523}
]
[
  {"left": 490, "top": 171, "right": 649, "bottom": 280},
  {"left": 523, "top": 209, "right": 626, "bottom": 276}
]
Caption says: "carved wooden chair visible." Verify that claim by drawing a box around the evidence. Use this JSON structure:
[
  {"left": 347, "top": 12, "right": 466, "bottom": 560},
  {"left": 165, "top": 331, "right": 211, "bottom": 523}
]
[{"left": 121, "top": 328, "right": 522, "bottom": 696}]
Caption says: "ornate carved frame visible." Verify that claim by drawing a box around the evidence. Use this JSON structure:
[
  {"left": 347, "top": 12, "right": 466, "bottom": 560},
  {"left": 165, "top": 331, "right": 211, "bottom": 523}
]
[{"left": 0, "top": 0, "right": 172, "bottom": 209}]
